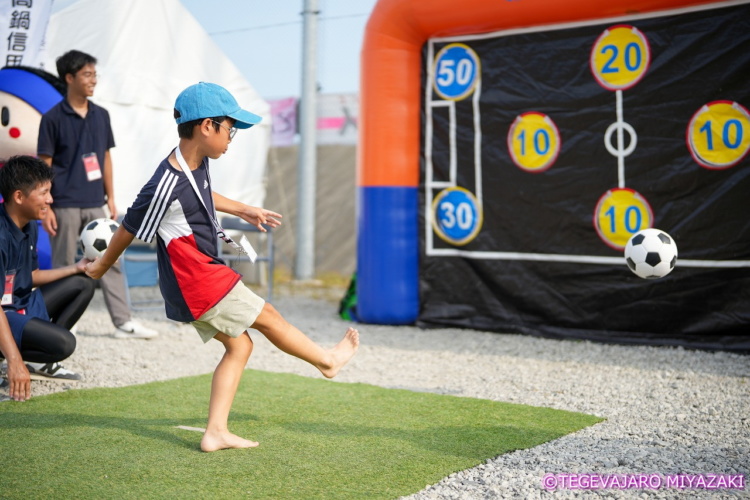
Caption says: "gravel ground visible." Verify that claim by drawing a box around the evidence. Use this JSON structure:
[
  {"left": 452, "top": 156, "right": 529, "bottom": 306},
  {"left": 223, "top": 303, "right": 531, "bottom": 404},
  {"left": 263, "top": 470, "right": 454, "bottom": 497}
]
[{"left": 8, "top": 283, "right": 750, "bottom": 499}]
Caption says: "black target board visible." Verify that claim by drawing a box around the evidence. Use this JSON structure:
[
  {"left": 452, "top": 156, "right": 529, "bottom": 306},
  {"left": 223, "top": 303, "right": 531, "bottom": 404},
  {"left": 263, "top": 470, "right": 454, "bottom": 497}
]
[{"left": 419, "top": 2, "right": 750, "bottom": 351}]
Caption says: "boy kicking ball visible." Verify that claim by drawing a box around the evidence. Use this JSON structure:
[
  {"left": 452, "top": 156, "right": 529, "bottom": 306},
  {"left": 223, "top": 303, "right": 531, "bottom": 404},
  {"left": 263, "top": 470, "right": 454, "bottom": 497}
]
[{"left": 85, "top": 82, "right": 359, "bottom": 452}]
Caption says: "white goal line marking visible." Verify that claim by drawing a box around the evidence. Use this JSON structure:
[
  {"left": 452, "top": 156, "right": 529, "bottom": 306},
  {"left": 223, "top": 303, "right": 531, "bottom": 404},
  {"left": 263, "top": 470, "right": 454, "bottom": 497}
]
[{"left": 426, "top": 248, "right": 750, "bottom": 268}]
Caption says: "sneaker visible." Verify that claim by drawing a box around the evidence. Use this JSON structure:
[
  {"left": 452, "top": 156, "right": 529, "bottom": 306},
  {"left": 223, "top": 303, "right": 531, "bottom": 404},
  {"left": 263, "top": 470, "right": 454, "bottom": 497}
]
[
  {"left": 25, "top": 362, "right": 82, "bottom": 381},
  {"left": 114, "top": 320, "right": 158, "bottom": 339}
]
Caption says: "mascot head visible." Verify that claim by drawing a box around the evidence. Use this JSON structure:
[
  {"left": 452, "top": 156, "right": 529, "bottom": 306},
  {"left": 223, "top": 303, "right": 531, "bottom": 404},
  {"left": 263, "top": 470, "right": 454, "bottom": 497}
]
[{"left": 0, "top": 66, "right": 65, "bottom": 162}]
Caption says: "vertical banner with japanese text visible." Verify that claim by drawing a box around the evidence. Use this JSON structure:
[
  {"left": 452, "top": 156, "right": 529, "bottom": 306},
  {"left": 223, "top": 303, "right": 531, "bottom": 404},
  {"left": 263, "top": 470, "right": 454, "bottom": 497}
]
[{"left": 1, "top": 0, "right": 53, "bottom": 68}]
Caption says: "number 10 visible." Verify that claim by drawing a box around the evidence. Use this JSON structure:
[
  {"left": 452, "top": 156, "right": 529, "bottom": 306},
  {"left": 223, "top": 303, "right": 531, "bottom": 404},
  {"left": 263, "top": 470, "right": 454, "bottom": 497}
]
[
  {"left": 605, "top": 205, "right": 643, "bottom": 233},
  {"left": 699, "top": 119, "right": 743, "bottom": 150}
]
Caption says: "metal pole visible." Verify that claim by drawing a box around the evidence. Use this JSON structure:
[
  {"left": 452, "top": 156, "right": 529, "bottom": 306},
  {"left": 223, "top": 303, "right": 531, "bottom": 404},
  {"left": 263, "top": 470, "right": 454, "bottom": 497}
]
[{"left": 295, "top": 0, "right": 318, "bottom": 280}]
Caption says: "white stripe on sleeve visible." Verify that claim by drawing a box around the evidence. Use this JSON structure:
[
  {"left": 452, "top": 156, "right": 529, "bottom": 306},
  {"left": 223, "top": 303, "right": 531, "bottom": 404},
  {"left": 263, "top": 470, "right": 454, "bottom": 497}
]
[{"left": 137, "top": 171, "right": 178, "bottom": 242}]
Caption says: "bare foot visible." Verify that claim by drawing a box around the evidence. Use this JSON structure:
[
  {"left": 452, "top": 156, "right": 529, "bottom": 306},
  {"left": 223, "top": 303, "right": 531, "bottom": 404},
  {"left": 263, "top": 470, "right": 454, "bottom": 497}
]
[
  {"left": 320, "top": 327, "right": 360, "bottom": 379},
  {"left": 200, "top": 430, "right": 259, "bottom": 452}
]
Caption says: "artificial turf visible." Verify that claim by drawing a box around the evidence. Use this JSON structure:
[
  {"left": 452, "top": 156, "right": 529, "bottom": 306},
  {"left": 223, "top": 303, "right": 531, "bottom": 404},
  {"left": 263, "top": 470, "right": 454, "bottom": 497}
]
[{"left": 0, "top": 369, "right": 602, "bottom": 499}]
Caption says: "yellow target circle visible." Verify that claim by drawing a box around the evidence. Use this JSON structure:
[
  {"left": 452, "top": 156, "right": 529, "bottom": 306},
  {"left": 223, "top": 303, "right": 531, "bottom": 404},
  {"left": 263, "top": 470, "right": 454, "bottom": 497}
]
[
  {"left": 590, "top": 25, "right": 651, "bottom": 91},
  {"left": 594, "top": 188, "right": 654, "bottom": 250},
  {"left": 687, "top": 100, "right": 750, "bottom": 169},
  {"left": 507, "top": 112, "right": 561, "bottom": 172}
]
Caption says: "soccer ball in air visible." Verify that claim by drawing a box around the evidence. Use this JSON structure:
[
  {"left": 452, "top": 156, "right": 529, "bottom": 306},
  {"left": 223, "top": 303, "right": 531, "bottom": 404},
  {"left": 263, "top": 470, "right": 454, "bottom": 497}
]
[
  {"left": 624, "top": 228, "right": 678, "bottom": 279},
  {"left": 79, "top": 218, "right": 119, "bottom": 260}
]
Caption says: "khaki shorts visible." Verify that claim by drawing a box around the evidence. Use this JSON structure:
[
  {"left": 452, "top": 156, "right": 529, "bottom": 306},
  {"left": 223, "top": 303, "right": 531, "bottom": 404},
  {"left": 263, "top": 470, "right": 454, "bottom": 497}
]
[{"left": 191, "top": 281, "right": 265, "bottom": 343}]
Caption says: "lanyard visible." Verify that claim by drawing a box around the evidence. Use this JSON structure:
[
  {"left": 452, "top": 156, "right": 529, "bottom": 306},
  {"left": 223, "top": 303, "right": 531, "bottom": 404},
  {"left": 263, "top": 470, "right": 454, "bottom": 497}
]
[{"left": 175, "top": 146, "right": 257, "bottom": 262}]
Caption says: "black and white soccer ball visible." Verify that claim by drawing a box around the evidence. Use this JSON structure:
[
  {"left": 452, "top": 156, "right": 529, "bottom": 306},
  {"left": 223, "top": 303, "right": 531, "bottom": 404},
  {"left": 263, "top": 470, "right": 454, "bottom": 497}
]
[
  {"left": 79, "top": 218, "right": 119, "bottom": 260},
  {"left": 624, "top": 228, "right": 678, "bottom": 279}
]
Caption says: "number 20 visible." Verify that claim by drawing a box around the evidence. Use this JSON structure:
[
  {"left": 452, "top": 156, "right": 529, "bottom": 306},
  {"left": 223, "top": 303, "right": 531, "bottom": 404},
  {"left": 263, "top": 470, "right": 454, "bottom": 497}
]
[{"left": 601, "top": 42, "right": 642, "bottom": 73}]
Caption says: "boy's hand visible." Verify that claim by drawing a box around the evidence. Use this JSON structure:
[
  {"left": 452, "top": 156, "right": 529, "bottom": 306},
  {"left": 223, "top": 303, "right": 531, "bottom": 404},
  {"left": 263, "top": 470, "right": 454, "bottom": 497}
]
[
  {"left": 240, "top": 206, "right": 282, "bottom": 232},
  {"left": 75, "top": 257, "right": 92, "bottom": 274},
  {"left": 84, "top": 258, "right": 108, "bottom": 279},
  {"left": 6, "top": 359, "right": 31, "bottom": 401}
]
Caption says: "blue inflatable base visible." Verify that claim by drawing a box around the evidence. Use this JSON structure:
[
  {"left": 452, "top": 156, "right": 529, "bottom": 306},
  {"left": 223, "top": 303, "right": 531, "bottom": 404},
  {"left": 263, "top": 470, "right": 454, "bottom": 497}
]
[{"left": 356, "top": 186, "right": 419, "bottom": 324}]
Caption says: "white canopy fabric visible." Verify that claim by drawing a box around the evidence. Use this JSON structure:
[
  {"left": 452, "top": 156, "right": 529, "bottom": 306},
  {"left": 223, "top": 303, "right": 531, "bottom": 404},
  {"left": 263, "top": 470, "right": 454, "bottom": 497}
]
[{"left": 43, "top": 0, "right": 271, "bottom": 214}]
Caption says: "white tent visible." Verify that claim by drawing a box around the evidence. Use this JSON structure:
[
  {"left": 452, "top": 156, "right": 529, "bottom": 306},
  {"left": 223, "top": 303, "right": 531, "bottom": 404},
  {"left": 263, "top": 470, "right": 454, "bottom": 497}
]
[{"left": 43, "top": 0, "right": 271, "bottom": 214}]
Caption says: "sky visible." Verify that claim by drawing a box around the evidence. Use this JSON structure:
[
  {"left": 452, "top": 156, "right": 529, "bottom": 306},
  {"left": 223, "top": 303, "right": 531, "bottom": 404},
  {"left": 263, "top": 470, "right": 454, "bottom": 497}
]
[
  {"left": 49, "top": 0, "right": 379, "bottom": 101},
  {"left": 179, "top": 0, "right": 379, "bottom": 100}
]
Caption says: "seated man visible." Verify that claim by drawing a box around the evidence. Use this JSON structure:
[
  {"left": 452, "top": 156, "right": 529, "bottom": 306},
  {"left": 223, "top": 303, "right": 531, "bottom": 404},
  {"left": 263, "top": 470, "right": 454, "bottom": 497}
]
[{"left": 0, "top": 155, "right": 96, "bottom": 401}]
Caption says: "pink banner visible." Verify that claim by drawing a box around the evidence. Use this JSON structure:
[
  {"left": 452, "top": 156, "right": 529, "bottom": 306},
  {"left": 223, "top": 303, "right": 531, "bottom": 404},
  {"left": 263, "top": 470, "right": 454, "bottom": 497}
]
[
  {"left": 316, "top": 93, "right": 358, "bottom": 145},
  {"left": 269, "top": 94, "right": 360, "bottom": 146},
  {"left": 269, "top": 97, "right": 297, "bottom": 147}
]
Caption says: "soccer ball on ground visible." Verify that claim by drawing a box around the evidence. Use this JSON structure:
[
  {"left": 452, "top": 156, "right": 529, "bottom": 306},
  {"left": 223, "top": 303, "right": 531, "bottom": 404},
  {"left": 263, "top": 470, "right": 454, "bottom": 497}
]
[
  {"left": 79, "top": 218, "right": 120, "bottom": 260},
  {"left": 624, "top": 228, "right": 678, "bottom": 279}
]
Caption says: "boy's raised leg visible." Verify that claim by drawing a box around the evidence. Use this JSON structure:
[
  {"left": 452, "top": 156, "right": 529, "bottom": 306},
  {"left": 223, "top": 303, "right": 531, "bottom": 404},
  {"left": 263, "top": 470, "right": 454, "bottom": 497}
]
[
  {"left": 201, "top": 332, "right": 259, "bottom": 452},
  {"left": 252, "top": 303, "right": 359, "bottom": 379}
]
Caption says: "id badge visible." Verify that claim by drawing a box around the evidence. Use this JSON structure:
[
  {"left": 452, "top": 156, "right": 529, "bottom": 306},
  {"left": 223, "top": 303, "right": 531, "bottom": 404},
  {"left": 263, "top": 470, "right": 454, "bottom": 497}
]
[
  {"left": 239, "top": 234, "right": 258, "bottom": 263},
  {"left": 82, "top": 152, "right": 102, "bottom": 181},
  {"left": 220, "top": 231, "right": 258, "bottom": 264},
  {"left": 2, "top": 270, "right": 15, "bottom": 306}
]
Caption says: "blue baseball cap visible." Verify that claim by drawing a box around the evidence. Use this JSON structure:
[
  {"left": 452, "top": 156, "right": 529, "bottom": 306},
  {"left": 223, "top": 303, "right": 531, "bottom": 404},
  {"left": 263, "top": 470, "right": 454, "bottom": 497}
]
[{"left": 174, "top": 82, "right": 262, "bottom": 129}]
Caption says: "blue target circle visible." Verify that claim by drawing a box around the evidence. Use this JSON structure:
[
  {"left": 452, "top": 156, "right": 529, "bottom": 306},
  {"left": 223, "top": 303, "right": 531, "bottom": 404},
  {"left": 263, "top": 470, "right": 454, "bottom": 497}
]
[
  {"left": 432, "top": 187, "right": 483, "bottom": 245},
  {"left": 433, "top": 43, "right": 480, "bottom": 101}
]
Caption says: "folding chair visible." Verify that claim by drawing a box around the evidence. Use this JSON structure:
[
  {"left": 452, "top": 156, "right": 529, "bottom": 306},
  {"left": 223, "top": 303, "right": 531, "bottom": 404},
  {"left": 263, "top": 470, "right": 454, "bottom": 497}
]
[
  {"left": 219, "top": 217, "right": 275, "bottom": 302},
  {"left": 121, "top": 245, "right": 163, "bottom": 311}
]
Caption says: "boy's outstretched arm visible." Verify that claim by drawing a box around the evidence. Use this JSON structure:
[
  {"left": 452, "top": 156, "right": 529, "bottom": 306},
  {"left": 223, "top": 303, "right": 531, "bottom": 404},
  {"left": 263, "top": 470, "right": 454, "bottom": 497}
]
[
  {"left": 213, "top": 191, "right": 282, "bottom": 232},
  {"left": 31, "top": 257, "right": 91, "bottom": 287},
  {"left": 85, "top": 225, "right": 135, "bottom": 279}
]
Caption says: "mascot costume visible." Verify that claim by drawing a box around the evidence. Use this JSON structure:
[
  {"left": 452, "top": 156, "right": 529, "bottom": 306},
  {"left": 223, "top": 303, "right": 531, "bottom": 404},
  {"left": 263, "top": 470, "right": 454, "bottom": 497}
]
[{"left": 0, "top": 66, "right": 65, "bottom": 269}]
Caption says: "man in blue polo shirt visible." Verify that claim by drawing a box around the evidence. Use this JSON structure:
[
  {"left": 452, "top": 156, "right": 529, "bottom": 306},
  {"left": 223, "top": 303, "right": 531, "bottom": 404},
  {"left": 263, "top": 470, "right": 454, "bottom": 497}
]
[
  {"left": 37, "top": 50, "right": 157, "bottom": 340},
  {"left": 1, "top": 155, "right": 96, "bottom": 401}
]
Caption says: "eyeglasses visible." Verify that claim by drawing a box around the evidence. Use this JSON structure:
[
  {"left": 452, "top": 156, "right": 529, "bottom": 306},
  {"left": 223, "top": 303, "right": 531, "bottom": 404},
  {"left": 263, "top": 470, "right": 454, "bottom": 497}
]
[{"left": 211, "top": 120, "right": 237, "bottom": 139}]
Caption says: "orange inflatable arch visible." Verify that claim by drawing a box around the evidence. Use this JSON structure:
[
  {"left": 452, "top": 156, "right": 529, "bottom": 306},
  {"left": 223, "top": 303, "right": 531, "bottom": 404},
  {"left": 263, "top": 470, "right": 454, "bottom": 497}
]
[{"left": 356, "top": 0, "right": 726, "bottom": 324}]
